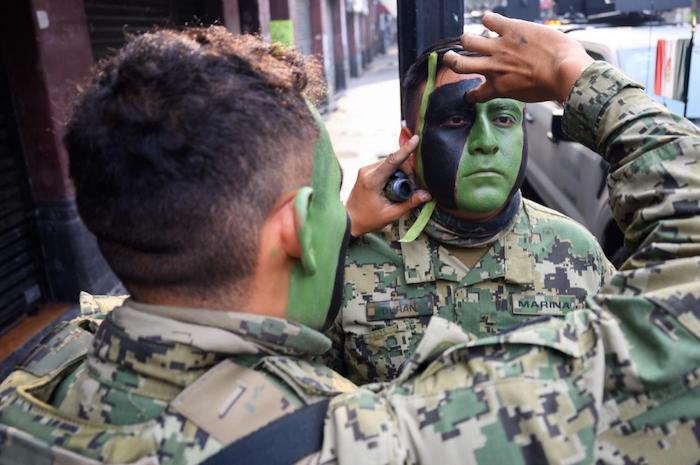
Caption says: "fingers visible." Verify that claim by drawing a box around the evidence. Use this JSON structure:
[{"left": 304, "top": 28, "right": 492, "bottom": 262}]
[
  {"left": 399, "top": 153, "right": 415, "bottom": 180},
  {"left": 409, "top": 190, "right": 432, "bottom": 207},
  {"left": 459, "top": 33, "right": 497, "bottom": 56},
  {"left": 375, "top": 135, "right": 419, "bottom": 178},
  {"left": 481, "top": 12, "right": 509, "bottom": 35},
  {"left": 443, "top": 53, "right": 492, "bottom": 75},
  {"left": 386, "top": 190, "right": 432, "bottom": 221},
  {"left": 464, "top": 81, "right": 497, "bottom": 103}
]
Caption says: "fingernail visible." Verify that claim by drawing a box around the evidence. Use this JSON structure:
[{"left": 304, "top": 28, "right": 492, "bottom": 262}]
[
  {"left": 418, "top": 191, "right": 431, "bottom": 201},
  {"left": 410, "top": 135, "right": 419, "bottom": 144},
  {"left": 445, "top": 50, "right": 458, "bottom": 59}
]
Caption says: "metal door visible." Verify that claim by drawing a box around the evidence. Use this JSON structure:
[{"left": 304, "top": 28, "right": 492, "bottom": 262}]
[
  {"left": 0, "top": 66, "right": 44, "bottom": 332},
  {"left": 294, "top": 0, "right": 313, "bottom": 55},
  {"left": 84, "top": 0, "right": 208, "bottom": 60}
]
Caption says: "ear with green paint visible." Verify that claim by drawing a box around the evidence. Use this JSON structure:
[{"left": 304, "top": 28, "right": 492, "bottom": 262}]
[{"left": 294, "top": 186, "right": 316, "bottom": 275}]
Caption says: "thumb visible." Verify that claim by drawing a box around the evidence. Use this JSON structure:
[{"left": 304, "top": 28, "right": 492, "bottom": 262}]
[
  {"left": 387, "top": 190, "right": 432, "bottom": 220},
  {"left": 410, "top": 190, "right": 432, "bottom": 207}
]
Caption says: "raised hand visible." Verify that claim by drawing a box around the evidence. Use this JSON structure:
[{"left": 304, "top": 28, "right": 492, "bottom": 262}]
[
  {"left": 444, "top": 13, "right": 594, "bottom": 103},
  {"left": 346, "top": 135, "right": 431, "bottom": 237}
]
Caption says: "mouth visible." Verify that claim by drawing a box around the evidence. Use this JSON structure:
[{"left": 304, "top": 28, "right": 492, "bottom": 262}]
[{"left": 464, "top": 170, "right": 502, "bottom": 178}]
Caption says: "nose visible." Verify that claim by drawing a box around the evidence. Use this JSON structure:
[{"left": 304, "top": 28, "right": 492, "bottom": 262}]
[{"left": 467, "top": 113, "right": 498, "bottom": 156}]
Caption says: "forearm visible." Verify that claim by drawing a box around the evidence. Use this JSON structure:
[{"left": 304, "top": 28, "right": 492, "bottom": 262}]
[{"left": 563, "top": 62, "right": 700, "bottom": 264}]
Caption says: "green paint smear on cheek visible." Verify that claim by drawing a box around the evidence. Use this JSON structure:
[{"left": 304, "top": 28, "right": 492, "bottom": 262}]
[{"left": 286, "top": 102, "right": 347, "bottom": 330}]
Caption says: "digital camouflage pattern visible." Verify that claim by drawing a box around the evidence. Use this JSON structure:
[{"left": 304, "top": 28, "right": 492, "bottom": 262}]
[
  {"left": 319, "top": 62, "right": 700, "bottom": 464},
  {"left": 2, "top": 61, "right": 700, "bottom": 465},
  {"left": 0, "top": 299, "right": 355, "bottom": 464},
  {"left": 331, "top": 192, "right": 614, "bottom": 384}
]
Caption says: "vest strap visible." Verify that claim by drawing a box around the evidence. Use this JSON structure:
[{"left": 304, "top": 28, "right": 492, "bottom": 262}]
[{"left": 200, "top": 398, "right": 330, "bottom": 465}]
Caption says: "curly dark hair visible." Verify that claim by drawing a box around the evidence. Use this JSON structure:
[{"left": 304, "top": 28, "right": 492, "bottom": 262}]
[
  {"left": 64, "top": 27, "right": 325, "bottom": 297},
  {"left": 403, "top": 37, "right": 479, "bottom": 131}
]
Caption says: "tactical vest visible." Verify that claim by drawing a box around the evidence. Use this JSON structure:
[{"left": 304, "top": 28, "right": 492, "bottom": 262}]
[{"left": 0, "top": 311, "right": 354, "bottom": 465}]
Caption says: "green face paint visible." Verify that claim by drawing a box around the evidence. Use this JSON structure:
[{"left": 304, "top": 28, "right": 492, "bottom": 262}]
[
  {"left": 285, "top": 102, "right": 350, "bottom": 331},
  {"left": 417, "top": 74, "right": 525, "bottom": 213},
  {"left": 454, "top": 99, "right": 524, "bottom": 212}
]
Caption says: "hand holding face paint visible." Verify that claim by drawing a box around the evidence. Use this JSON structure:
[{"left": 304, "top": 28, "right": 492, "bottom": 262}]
[
  {"left": 444, "top": 13, "right": 594, "bottom": 104},
  {"left": 345, "top": 135, "right": 432, "bottom": 237}
]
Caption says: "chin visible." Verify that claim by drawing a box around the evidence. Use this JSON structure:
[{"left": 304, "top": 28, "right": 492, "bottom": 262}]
[{"left": 456, "top": 195, "right": 507, "bottom": 213}]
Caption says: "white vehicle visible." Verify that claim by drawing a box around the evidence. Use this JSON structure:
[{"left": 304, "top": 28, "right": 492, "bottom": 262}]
[{"left": 523, "top": 22, "right": 700, "bottom": 264}]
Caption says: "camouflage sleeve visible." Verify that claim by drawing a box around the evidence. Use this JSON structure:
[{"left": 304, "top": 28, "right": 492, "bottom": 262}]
[
  {"left": 320, "top": 63, "right": 700, "bottom": 464},
  {"left": 563, "top": 61, "right": 700, "bottom": 258},
  {"left": 564, "top": 63, "right": 700, "bottom": 461}
]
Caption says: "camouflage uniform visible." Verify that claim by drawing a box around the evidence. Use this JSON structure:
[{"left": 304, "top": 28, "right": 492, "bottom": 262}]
[
  {"left": 319, "top": 62, "right": 700, "bottom": 464},
  {"left": 0, "top": 298, "right": 355, "bottom": 464},
  {"left": 334, "top": 184, "right": 614, "bottom": 384}
]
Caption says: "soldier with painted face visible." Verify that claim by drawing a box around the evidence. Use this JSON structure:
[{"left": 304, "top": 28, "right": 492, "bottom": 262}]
[
  {"left": 334, "top": 38, "right": 615, "bottom": 384},
  {"left": 1, "top": 16, "right": 700, "bottom": 465},
  {"left": 0, "top": 28, "right": 356, "bottom": 464},
  {"left": 320, "top": 14, "right": 700, "bottom": 464}
]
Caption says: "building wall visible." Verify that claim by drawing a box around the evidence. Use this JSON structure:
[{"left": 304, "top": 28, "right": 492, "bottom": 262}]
[
  {"left": 0, "top": 0, "right": 390, "bottom": 314},
  {"left": 293, "top": 0, "right": 313, "bottom": 54},
  {"left": 347, "top": 11, "right": 362, "bottom": 76},
  {"left": 332, "top": 0, "right": 349, "bottom": 91},
  {"left": 0, "top": 0, "right": 261, "bottom": 305},
  {"left": 1, "top": 0, "right": 117, "bottom": 302}
]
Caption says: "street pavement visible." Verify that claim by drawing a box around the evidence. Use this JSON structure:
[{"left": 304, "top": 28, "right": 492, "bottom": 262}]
[{"left": 325, "top": 46, "right": 402, "bottom": 200}]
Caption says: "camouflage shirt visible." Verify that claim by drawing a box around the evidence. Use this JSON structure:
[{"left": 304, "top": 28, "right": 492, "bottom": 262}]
[
  {"left": 333, "top": 193, "right": 614, "bottom": 384},
  {"left": 0, "top": 299, "right": 355, "bottom": 464},
  {"left": 320, "top": 62, "right": 700, "bottom": 464}
]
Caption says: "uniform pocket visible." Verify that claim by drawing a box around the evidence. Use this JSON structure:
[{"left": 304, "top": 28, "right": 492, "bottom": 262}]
[{"left": 345, "top": 318, "right": 428, "bottom": 383}]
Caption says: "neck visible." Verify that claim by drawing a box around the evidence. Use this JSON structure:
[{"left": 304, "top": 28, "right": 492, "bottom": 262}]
[
  {"left": 128, "top": 280, "right": 250, "bottom": 312},
  {"left": 427, "top": 192, "right": 522, "bottom": 244},
  {"left": 244, "top": 253, "right": 292, "bottom": 319},
  {"left": 243, "top": 211, "right": 295, "bottom": 318},
  {"left": 440, "top": 204, "right": 505, "bottom": 221}
]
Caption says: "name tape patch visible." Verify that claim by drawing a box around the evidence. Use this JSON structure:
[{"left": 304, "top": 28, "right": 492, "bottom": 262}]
[
  {"left": 367, "top": 296, "right": 434, "bottom": 321},
  {"left": 511, "top": 293, "right": 578, "bottom": 316}
]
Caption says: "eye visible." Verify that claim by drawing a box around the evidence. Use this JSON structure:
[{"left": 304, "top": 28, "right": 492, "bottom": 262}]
[
  {"left": 441, "top": 115, "right": 472, "bottom": 128},
  {"left": 493, "top": 114, "right": 516, "bottom": 127}
]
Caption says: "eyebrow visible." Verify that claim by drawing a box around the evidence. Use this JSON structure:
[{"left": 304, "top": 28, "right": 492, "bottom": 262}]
[{"left": 485, "top": 100, "right": 522, "bottom": 112}]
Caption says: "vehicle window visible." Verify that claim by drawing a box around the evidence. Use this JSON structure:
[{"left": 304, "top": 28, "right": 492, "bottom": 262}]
[
  {"left": 618, "top": 46, "right": 700, "bottom": 119},
  {"left": 586, "top": 50, "right": 606, "bottom": 61}
]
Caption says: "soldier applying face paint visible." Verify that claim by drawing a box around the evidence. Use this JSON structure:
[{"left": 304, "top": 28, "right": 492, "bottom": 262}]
[{"left": 331, "top": 38, "right": 616, "bottom": 385}]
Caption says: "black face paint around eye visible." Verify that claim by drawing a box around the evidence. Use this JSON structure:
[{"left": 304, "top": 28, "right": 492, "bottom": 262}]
[{"left": 419, "top": 78, "right": 483, "bottom": 209}]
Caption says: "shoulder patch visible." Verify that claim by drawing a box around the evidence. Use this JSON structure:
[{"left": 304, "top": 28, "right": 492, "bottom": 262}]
[{"left": 171, "top": 359, "right": 296, "bottom": 446}]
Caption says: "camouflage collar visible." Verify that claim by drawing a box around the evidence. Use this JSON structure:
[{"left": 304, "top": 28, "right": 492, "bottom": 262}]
[
  {"left": 85, "top": 301, "right": 332, "bottom": 391},
  {"left": 120, "top": 300, "right": 332, "bottom": 356},
  {"left": 426, "top": 192, "right": 522, "bottom": 247},
  {"left": 398, "top": 201, "right": 535, "bottom": 286}
]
